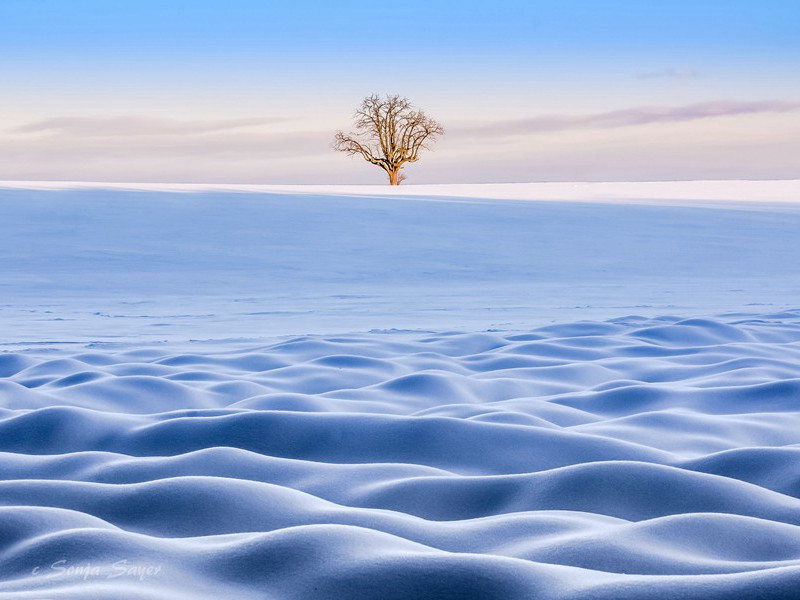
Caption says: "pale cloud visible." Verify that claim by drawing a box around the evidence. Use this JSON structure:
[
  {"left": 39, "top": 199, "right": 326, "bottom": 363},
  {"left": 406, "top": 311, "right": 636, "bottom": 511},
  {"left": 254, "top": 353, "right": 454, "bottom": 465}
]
[
  {"left": 12, "top": 116, "right": 292, "bottom": 137},
  {"left": 453, "top": 101, "right": 800, "bottom": 139},
  {"left": 1, "top": 131, "right": 331, "bottom": 160},
  {"left": 0, "top": 127, "right": 341, "bottom": 183},
  {"left": 635, "top": 68, "right": 703, "bottom": 80}
]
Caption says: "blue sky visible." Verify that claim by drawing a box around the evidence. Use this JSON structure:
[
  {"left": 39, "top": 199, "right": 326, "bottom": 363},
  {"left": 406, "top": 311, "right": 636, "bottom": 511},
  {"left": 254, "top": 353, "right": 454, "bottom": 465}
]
[{"left": 0, "top": 0, "right": 797, "bottom": 183}]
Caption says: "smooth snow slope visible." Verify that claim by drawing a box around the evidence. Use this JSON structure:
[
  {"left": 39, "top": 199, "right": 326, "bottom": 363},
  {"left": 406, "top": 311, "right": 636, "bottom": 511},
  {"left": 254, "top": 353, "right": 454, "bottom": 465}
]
[
  {"left": 0, "top": 183, "right": 799, "bottom": 343},
  {"left": 1, "top": 314, "right": 800, "bottom": 598}
]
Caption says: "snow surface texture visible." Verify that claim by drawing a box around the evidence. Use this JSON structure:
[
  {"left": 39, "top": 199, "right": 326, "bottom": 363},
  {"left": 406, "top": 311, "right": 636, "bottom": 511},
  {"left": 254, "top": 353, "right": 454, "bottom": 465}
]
[
  {"left": 1, "top": 182, "right": 800, "bottom": 598},
  {"left": 2, "top": 314, "right": 800, "bottom": 598}
]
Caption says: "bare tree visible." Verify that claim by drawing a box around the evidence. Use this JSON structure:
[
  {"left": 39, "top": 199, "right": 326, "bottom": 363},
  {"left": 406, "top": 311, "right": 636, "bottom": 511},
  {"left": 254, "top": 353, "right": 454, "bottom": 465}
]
[{"left": 334, "top": 94, "right": 444, "bottom": 185}]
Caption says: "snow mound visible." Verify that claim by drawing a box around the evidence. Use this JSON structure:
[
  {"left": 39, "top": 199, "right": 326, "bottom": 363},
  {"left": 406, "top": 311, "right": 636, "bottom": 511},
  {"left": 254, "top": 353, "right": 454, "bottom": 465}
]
[{"left": 2, "top": 312, "right": 800, "bottom": 598}]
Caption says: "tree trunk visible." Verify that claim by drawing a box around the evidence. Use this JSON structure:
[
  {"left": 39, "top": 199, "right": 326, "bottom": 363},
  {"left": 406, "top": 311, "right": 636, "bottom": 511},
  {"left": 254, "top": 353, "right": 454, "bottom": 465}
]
[{"left": 388, "top": 170, "right": 400, "bottom": 186}]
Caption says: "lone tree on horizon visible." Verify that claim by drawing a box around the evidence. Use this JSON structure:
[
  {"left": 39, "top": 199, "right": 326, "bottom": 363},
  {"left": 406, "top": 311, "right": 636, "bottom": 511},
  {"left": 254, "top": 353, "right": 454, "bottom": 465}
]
[{"left": 334, "top": 94, "right": 444, "bottom": 185}]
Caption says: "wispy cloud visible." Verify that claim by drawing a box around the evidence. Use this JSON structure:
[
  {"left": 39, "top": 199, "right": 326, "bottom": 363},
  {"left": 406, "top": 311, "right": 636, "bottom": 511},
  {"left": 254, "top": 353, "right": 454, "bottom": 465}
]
[
  {"left": 1, "top": 131, "right": 331, "bottom": 160},
  {"left": 12, "top": 116, "right": 292, "bottom": 137},
  {"left": 635, "top": 67, "right": 703, "bottom": 80},
  {"left": 454, "top": 101, "right": 800, "bottom": 139}
]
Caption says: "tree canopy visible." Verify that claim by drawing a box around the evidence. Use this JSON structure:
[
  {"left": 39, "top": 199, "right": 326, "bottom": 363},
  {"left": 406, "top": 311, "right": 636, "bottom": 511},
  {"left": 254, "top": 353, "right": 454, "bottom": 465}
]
[{"left": 334, "top": 94, "right": 444, "bottom": 185}]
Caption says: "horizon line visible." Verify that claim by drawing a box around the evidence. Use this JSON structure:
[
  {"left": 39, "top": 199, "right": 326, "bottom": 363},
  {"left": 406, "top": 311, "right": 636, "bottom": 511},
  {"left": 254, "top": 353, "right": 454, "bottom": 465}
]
[{"left": 1, "top": 179, "right": 798, "bottom": 208}]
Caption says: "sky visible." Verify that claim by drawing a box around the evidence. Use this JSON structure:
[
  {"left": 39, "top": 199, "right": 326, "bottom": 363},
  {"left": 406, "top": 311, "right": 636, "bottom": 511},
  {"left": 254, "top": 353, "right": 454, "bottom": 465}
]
[{"left": 0, "top": 0, "right": 798, "bottom": 184}]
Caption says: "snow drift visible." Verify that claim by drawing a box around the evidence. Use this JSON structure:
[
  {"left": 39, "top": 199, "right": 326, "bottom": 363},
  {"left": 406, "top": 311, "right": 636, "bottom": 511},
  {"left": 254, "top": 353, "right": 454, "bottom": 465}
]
[
  {"left": 1, "top": 183, "right": 799, "bottom": 598},
  {"left": 1, "top": 313, "right": 800, "bottom": 598}
]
